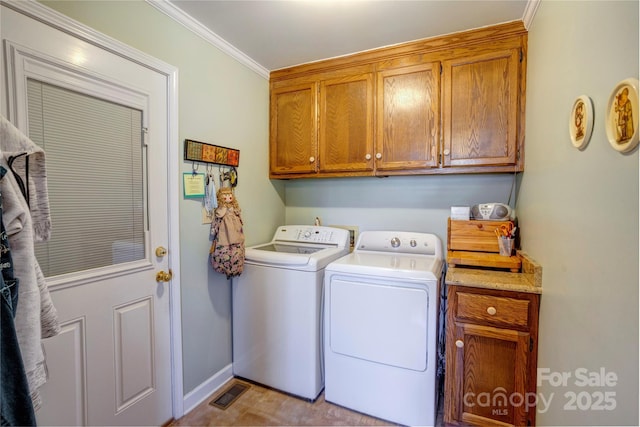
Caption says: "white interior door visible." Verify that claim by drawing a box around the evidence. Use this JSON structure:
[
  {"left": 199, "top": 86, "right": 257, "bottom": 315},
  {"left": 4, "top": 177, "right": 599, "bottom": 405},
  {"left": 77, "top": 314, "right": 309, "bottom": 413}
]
[{"left": 1, "top": 5, "right": 178, "bottom": 426}]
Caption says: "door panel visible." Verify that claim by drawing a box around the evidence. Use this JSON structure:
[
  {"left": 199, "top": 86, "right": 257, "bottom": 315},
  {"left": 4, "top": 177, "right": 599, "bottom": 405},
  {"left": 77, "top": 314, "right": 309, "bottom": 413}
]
[
  {"left": 114, "top": 297, "right": 155, "bottom": 412},
  {"left": 34, "top": 318, "right": 88, "bottom": 426},
  {"left": 270, "top": 82, "right": 318, "bottom": 175},
  {"left": 1, "top": 5, "right": 173, "bottom": 426},
  {"left": 319, "top": 73, "right": 374, "bottom": 173},
  {"left": 329, "top": 278, "right": 428, "bottom": 371},
  {"left": 454, "top": 323, "right": 529, "bottom": 427},
  {"left": 376, "top": 63, "right": 440, "bottom": 171},
  {"left": 442, "top": 49, "right": 519, "bottom": 167}
]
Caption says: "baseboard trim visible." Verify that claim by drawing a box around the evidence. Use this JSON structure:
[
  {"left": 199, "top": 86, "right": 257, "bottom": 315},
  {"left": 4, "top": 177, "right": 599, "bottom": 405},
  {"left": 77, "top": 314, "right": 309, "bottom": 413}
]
[{"left": 182, "top": 364, "right": 234, "bottom": 415}]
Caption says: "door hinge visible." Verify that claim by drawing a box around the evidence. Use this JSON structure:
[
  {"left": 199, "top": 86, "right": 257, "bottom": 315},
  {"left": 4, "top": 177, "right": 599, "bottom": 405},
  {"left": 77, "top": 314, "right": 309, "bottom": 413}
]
[{"left": 530, "top": 337, "right": 534, "bottom": 352}]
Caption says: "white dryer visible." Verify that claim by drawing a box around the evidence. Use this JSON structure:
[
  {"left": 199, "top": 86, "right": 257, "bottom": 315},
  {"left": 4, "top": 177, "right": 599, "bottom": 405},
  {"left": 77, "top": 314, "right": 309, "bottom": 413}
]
[
  {"left": 232, "top": 225, "right": 349, "bottom": 400},
  {"left": 323, "top": 231, "right": 443, "bottom": 426}
]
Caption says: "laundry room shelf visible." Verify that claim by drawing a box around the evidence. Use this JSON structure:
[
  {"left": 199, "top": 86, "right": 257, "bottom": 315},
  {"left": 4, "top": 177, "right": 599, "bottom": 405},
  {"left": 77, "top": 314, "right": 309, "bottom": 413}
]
[
  {"left": 447, "top": 250, "right": 521, "bottom": 272},
  {"left": 447, "top": 218, "right": 521, "bottom": 272}
]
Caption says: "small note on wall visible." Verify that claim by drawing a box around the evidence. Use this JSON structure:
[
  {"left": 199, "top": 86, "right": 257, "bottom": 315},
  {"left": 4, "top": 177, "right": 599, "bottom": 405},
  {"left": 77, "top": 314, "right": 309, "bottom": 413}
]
[{"left": 183, "top": 173, "right": 205, "bottom": 198}]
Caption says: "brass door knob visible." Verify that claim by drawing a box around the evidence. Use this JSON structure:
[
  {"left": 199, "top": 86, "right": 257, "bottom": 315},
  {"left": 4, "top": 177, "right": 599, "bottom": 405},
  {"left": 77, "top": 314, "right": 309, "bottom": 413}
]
[
  {"left": 155, "top": 246, "right": 168, "bottom": 257},
  {"left": 156, "top": 269, "right": 173, "bottom": 282}
]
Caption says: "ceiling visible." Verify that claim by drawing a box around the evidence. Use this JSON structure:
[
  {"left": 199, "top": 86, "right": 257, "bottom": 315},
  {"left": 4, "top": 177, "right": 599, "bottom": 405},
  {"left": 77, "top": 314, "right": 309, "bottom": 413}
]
[{"left": 164, "top": 0, "right": 531, "bottom": 72}]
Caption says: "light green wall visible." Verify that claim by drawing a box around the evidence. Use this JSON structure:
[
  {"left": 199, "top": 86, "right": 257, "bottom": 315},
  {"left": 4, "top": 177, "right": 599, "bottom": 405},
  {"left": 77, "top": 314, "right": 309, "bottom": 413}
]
[
  {"left": 285, "top": 173, "right": 519, "bottom": 244},
  {"left": 520, "top": 1, "right": 638, "bottom": 425},
  {"left": 39, "top": 0, "right": 285, "bottom": 395}
]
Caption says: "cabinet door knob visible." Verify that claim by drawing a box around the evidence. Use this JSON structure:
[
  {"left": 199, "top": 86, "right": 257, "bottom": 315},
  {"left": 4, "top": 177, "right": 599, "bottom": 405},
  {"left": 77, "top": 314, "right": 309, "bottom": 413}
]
[
  {"left": 375, "top": 153, "right": 382, "bottom": 159},
  {"left": 365, "top": 153, "right": 372, "bottom": 160},
  {"left": 455, "top": 340, "right": 464, "bottom": 348},
  {"left": 309, "top": 156, "right": 315, "bottom": 163},
  {"left": 443, "top": 149, "right": 450, "bottom": 156},
  {"left": 487, "top": 306, "right": 497, "bottom": 315}
]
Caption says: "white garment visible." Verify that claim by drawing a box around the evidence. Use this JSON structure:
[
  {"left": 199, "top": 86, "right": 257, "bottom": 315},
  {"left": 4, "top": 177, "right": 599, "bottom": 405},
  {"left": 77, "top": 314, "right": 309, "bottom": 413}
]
[{"left": 0, "top": 115, "right": 51, "bottom": 242}]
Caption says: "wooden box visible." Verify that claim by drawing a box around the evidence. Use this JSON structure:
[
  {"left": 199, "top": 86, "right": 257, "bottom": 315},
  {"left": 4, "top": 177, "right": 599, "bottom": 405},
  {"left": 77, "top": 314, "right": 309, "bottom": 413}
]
[{"left": 447, "top": 218, "right": 521, "bottom": 272}]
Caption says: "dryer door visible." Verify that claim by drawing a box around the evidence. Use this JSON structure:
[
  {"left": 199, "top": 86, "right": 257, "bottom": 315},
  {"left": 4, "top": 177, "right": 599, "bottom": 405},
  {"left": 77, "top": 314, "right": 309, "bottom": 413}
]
[{"left": 328, "top": 278, "right": 429, "bottom": 371}]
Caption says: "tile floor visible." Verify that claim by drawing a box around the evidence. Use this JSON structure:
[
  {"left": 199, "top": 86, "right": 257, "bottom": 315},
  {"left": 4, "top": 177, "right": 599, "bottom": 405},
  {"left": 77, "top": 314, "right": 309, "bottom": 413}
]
[{"left": 170, "top": 379, "right": 418, "bottom": 426}]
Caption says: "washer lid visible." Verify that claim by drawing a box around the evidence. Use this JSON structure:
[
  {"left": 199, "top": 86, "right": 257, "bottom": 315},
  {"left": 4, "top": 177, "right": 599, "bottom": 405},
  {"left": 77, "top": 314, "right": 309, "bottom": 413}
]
[
  {"left": 325, "top": 251, "right": 442, "bottom": 281},
  {"left": 246, "top": 244, "right": 348, "bottom": 270}
]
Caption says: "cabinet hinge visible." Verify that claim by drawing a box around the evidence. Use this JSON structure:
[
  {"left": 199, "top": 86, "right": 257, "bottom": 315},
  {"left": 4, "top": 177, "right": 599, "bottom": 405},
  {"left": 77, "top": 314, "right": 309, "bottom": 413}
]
[
  {"left": 516, "top": 148, "right": 521, "bottom": 161},
  {"left": 440, "top": 63, "right": 443, "bottom": 74},
  {"left": 520, "top": 49, "right": 523, "bottom": 63},
  {"left": 529, "top": 337, "right": 534, "bottom": 352}
]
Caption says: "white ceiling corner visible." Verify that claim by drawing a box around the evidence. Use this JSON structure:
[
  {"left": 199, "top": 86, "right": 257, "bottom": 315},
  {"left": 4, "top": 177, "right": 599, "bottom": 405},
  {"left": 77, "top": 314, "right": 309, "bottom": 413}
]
[{"left": 149, "top": 0, "right": 534, "bottom": 79}]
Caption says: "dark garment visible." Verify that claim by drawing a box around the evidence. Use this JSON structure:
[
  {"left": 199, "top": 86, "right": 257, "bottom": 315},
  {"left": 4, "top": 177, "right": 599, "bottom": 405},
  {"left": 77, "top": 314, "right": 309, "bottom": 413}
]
[{"left": 0, "top": 166, "right": 37, "bottom": 426}]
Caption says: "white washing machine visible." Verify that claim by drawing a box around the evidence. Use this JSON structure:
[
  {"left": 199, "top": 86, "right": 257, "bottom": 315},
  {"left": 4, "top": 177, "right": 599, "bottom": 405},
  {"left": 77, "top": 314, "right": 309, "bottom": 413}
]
[
  {"left": 232, "top": 225, "right": 349, "bottom": 400},
  {"left": 324, "top": 231, "right": 443, "bottom": 426}
]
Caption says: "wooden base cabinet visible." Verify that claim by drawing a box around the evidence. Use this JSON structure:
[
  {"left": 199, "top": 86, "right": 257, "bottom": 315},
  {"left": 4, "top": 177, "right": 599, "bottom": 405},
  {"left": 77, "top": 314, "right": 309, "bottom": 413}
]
[{"left": 444, "top": 285, "right": 540, "bottom": 426}]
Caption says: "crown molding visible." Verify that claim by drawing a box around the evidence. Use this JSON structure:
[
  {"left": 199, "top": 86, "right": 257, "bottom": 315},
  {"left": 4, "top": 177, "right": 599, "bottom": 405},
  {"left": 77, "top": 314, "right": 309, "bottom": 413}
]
[
  {"left": 522, "top": 0, "right": 540, "bottom": 30},
  {"left": 146, "top": 0, "right": 269, "bottom": 80},
  {"left": 1, "top": 0, "right": 178, "bottom": 76}
]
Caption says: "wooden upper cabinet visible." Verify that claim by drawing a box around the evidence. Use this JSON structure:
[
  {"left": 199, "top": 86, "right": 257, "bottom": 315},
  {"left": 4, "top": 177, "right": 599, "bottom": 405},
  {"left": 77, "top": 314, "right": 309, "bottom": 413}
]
[
  {"left": 376, "top": 63, "right": 440, "bottom": 173},
  {"left": 270, "top": 82, "right": 318, "bottom": 175},
  {"left": 442, "top": 48, "right": 521, "bottom": 169},
  {"left": 319, "top": 73, "right": 374, "bottom": 173},
  {"left": 269, "top": 22, "right": 528, "bottom": 178}
]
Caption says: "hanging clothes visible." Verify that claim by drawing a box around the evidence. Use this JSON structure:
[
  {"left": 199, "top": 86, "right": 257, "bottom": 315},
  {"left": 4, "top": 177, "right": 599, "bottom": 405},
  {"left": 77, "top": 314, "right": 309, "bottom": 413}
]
[
  {"left": 209, "top": 187, "right": 245, "bottom": 278},
  {"left": 0, "top": 115, "right": 60, "bottom": 411},
  {"left": 0, "top": 116, "right": 51, "bottom": 242},
  {"left": 0, "top": 166, "right": 37, "bottom": 426}
]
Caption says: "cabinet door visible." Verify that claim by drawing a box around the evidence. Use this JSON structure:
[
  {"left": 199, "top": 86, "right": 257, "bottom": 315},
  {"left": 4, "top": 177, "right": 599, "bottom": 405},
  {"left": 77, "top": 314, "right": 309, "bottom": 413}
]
[
  {"left": 442, "top": 48, "right": 520, "bottom": 168},
  {"left": 376, "top": 63, "right": 440, "bottom": 172},
  {"left": 446, "top": 323, "right": 530, "bottom": 427},
  {"left": 270, "top": 82, "right": 318, "bottom": 175},
  {"left": 319, "top": 73, "right": 374, "bottom": 173}
]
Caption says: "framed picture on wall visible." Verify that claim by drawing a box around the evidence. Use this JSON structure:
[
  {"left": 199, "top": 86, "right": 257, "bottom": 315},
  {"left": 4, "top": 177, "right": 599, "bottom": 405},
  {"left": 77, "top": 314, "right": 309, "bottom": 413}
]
[
  {"left": 605, "top": 78, "right": 639, "bottom": 153},
  {"left": 569, "top": 95, "right": 594, "bottom": 150}
]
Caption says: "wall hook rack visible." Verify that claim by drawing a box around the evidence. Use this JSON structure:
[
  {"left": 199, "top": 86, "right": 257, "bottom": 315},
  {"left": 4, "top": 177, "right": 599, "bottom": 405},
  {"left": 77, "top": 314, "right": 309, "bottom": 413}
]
[{"left": 184, "top": 139, "right": 240, "bottom": 167}]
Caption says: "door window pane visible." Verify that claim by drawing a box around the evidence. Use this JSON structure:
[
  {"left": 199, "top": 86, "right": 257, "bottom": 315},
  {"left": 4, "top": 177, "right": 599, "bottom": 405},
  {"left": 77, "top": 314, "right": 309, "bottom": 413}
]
[{"left": 27, "top": 79, "right": 146, "bottom": 277}]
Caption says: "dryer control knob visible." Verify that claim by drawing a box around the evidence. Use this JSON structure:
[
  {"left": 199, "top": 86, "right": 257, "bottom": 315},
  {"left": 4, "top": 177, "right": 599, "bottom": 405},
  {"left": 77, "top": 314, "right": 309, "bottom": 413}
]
[{"left": 390, "top": 237, "right": 401, "bottom": 248}]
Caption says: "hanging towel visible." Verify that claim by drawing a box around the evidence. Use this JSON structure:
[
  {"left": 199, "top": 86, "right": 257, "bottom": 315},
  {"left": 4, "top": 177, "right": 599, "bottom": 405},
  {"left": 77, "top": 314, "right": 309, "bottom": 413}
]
[
  {"left": 203, "top": 172, "right": 218, "bottom": 214},
  {"left": 0, "top": 115, "right": 51, "bottom": 242}
]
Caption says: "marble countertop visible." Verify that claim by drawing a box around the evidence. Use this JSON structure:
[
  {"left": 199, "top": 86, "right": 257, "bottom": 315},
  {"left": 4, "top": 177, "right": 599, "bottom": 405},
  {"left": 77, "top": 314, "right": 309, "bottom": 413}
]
[{"left": 445, "top": 251, "right": 542, "bottom": 294}]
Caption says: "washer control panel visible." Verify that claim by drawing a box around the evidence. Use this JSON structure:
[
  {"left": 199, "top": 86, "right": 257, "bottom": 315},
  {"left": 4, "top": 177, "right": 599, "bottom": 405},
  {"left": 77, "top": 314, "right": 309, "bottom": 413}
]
[
  {"left": 274, "top": 226, "right": 349, "bottom": 247},
  {"left": 356, "top": 231, "right": 440, "bottom": 256}
]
